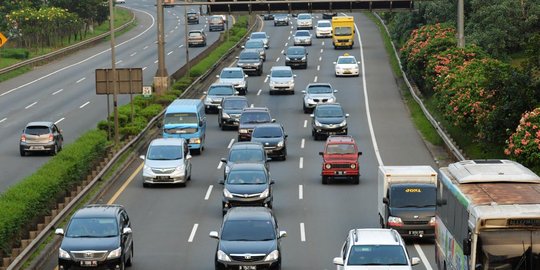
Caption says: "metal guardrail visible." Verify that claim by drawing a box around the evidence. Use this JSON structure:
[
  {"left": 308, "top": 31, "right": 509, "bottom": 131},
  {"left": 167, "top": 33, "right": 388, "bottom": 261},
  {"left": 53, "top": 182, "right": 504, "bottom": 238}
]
[
  {"left": 373, "top": 13, "right": 466, "bottom": 162},
  {"left": 7, "top": 14, "right": 259, "bottom": 270},
  {"left": 0, "top": 7, "right": 135, "bottom": 76}
]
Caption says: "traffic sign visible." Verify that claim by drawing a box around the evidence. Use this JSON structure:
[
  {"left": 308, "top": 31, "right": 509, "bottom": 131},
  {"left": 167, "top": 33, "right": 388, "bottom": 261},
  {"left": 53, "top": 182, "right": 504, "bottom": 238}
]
[
  {"left": 0, "top": 32, "right": 7, "bottom": 48},
  {"left": 142, "top": 86, "right": 153, "bottom": 97}
]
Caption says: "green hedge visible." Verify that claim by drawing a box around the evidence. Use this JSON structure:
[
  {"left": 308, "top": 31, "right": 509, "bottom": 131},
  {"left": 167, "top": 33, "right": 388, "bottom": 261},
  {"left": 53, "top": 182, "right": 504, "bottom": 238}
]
[
  {"left": 0, "top": 130, "right": 108, "bottom": 256},
  {"left": 0, "top": 49, "right": 30, "bottom": 60}
]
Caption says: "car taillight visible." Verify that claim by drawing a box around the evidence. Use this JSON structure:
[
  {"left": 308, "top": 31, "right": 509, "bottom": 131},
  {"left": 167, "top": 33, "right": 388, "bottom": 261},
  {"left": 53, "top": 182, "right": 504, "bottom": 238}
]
[
  {"left": 20, "top": 134, "right": 26, "bottom": 142},
  {"left": 325, "top": 163, "right": 331, "bottom": 169},
  {"left": 48, "top": 134, "right": 54, "bottom": 142}
]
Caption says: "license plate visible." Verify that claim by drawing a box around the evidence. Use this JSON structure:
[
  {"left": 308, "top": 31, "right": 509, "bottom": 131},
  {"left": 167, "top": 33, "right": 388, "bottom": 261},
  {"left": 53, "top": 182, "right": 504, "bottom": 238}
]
[
  {"left": 409, "top": 230, "right": 424, "bottom": 236},
  {"left": 335, "top": 171, "right": 345, "bottom": 175},
  {"left": 30, "top": 146, "right": 45, "bottom": 150},
  {"left": 80, "top": 260, "right": 97, "bottom": 267},
  {"left": 344, "top": 70, "right": 351, "bottom": 74},
  {"left": 240, "top": 266, "right": 256, "bottom": 270},
  {"left": 155, "top": 176, "right": 172, "bottom": 181}
]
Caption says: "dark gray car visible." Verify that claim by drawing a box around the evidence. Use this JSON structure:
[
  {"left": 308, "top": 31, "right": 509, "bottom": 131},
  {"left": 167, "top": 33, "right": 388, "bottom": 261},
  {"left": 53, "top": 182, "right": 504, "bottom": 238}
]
[
  {"left": 251, "top": 123, "right": 288, "bottom": 160},
  {"left": 218, "top": 96, "right": 248, "bottom": 130},
  {"left": 236, "top": 49, "right": 264, "bottom": 76},
  {"left": 221, "top": 141, "right": 270, "bottom": 178},
  {"left": 284, "top": 46, "right": 308, "bottom": 69},
  {"left": 238, "top": 107, "right": 275, "bottom": 141},
  {"left": 20, "top": 121, "right": 63, "bottom": 156},
  {"left": 311, "top": 103, "right": 349, "bottom": 140}
]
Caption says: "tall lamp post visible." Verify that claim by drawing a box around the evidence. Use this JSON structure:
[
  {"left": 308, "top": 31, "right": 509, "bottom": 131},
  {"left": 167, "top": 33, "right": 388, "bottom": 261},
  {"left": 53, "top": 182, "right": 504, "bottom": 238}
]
[
  {"left": 108, "top": 0, "right": 119, "bottom": 145},
  {"left": 184, "top": 3, "right": 191, "bottom": 77},
  {"left": 457, "top": 0, "right": 465, "bottom": 48},
  {"left": 154, "top": 0, "right": 170, "bottom": 95}
]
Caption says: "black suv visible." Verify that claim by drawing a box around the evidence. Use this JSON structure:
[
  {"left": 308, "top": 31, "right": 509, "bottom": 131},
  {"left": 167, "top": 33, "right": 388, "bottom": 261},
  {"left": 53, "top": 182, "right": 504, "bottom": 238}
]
[
  {"left": 236, "top": 49, "right": 264, "bottom": 76},
  {"left": 218, "top": 96, "right": 248, "bottom": 130},
  {"left": 56, "top": 204, "right": 134, "bottom": 270},
  {"left": 311, "top": 103, "right": 349, "bottom": 140},
  {"left": 220, "top": 163, "right": 274, "bottom": 214},
  {"left": 221, "top": 141, "right": 269, "bottom": 178},
  {"left": 238, "top": 107, "right": 275, "bottom": 141},
  {"left": 284, "top": 46, "right": 308, "bottom": 69},
  {"left": 187, "top": 10, "right": 199, "bottom": 24},
  {"left": 20, "top": 121, "right": 63, "bottom": 156},
  {"left": 209, "top": 207, "right": 286, "bottom": 270},
  {"left": 251, "top": 123, "right": 288, "bottom": 160}
]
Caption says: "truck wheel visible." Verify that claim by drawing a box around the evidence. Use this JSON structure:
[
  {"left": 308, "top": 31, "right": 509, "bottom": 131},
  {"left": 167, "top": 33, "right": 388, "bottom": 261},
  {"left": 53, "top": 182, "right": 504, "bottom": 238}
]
[
  {"left": 351, "top": 176, "right": 359, "bottom": 185},
  {"left": 322, "top": 176, "right": 330, "bottom": 185},
  {"left": 379, "top": 215, "right": 385, "bottom": 228}
]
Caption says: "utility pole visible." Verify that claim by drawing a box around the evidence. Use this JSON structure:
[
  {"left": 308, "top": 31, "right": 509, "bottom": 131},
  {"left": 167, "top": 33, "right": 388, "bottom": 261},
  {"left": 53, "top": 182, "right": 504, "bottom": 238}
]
[
  {"left": 154, "top": 0, "right": 170, "bottom": 95},
  {"left": 184, "top": 4, "right": 191, "bottom": 78},
  {"left": 108, "top": 0, "right": 119, "bottom": 145},
  {"left": 457, "top": 0, "right": 465, "bottom": 48}
]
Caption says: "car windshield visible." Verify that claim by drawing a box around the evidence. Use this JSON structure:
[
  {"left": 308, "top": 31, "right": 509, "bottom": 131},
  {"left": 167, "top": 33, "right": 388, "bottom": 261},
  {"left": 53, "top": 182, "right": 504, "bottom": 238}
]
[
  {"left": 252, "top": 126, "right": 283, "bottom": 138},
  {"left": 348, "top": 245, "right": 408, "bottom": 265},
  {"left": 25, "top": 126, "right": 50, "bottom": 135},
  {"left": 338, "top": 57, "right": 357, "bottom": 64},
  {"left": 295, "top": 31, "right": 310, "bottom": 37},
  {"left": 210, "top": 17, "right": 222, "bottom": 23},
  {"left": 147, "top": 145, "right": 183, "bottom": 160},
  {"left": 318, "top": 22, "right": 331, "bottom": 27},
  {"left": 227, "top": 170, "right": 267, "bottom": 184},
  {"left": 245, "top": 40, "right": 264, "bottom": 49},
  {"left": 326, "top": 144, "right": 355, "bottom": 154},
  {"left": 389, "top": 185, "right": 436, "bottom": 208},
  {"left": 223, "top": 99, "right": 247, "bottom": 109},
  {"left": 316, "top": 107, "right": 343, "bottom": 118},
  {"left": 208, "top": 86, "right": 234, "bottom": 95},
  {"left": 221, "top": 220, "right": 276, "bottom": 241},
  {"left": 275, "top": 15, "right": 287, "bottom": 19},
  {"left": 240, "top": 52, "right": 260, "bottom": 60},
  {"left": 335, "top": 26, "right": 353, "bottom": 36},
  {"left": 251, "top": 33, "right": 266, "bottom": 39},
  {"left": 66, "top": 218, "right": 118, "bottom": 238},
  {"left": 188, "top": 32, "right": 202, "bottom": 37},
  {"left": 298, "top": 14, "right": 311, "bottom": 20},
  {"left": 228, "top": 149, "right": 264, "bottom": 162},
  {"left": 272, "top": 70, "right": 293, "bottom": 78},
  {"left": 240, "top": 112, "right": 271, "bottom": 123},
  {"left": 287, "top": 48, "right": 305, "bottom": 55},
  {"left": 307, "top": 85, "right": 332, "bottom": 94},
  {"left": 221, "top": 70, "right": 243, "bottom": 78},
  {"left": 164, "top": 113, "right": 198, "bottom": 125}
]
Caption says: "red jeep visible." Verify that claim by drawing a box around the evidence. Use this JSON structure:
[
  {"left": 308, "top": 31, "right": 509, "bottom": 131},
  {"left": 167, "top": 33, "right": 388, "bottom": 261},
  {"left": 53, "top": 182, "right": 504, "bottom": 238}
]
[{"left": 319, "top": 135, "right": 362, "bottom": 184}]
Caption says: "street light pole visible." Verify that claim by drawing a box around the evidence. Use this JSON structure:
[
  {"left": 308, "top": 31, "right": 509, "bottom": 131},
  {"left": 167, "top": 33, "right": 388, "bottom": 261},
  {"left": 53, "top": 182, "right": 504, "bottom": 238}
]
[
  {"left": 108, "top": 0, "right": 119, "bottom": 145},
  {"left": 184, "top": 3, "right": 191, "bottom": 77},
  {"left": 457, "top": 0, "right": 465, "bottom": 48},
  {"left": 154, "top": 0, "right": 170, "bottom": 95}
]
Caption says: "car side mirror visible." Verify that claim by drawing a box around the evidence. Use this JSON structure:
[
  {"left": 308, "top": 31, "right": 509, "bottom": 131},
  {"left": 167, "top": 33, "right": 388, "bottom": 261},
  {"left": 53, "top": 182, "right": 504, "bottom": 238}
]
[
  {"left": 267, "top": 158, "right": 272, "bottom": 162},
  {"left": 293, "top": 74, "right": 297, "bottom": 77},
  {"left": 334, "top": 90, "right": 338, "bottom": 93},
  {"left": 122, "top": 227, "right": 132, "bottom": 235},
  {"left": 333, "top": 257, "right": 344, "bottom": 266},
  {"left": 310, "top": 114, "right": 314, "bottom": 118},
  {"left": 271, "top": 119, "right": 276, "bottom": 123},
  {"left": 358, "top": 152, "right": 362, "bottom": 156},
  {"left": 278, "top": 231, "right": 287, "bottom": 238},
  {"left": 345, "top": 114, "right": 350, "bottom": 118},
  {"left": 220, "top": 158, "right": 227, "bottom": 163},
  {"left": 209, "top": 231, "right": 219, "bottom": 239},
  {"left": 203, "top": 91, "right": 207, "bottom": 95},
  {"left": 357, "top": 61, "right": 361, "bottom": 64},
  {"left": 382, "top": 197, "right": 389, "bottom": 204},
  {"left": 265, "top": 45, "right": 269, "bottom": 49},
  {"left": 245, "top": 74, "right": 248, "bottom": 78},
  {"left": 139, "top": 155, "right": 145, "bottom": 160},
  {"left": 186, "top": 154, "right": 192, "bottom": 160},
  {"left": 235, "top": 91, "right": 240, "bottom": 95},
  {"left": 333, "top": 62, "right": 337, "bottom": 64},
  {"left": 411, "top": 257, "right": 421, "bottom": 266},
  {"left": 301, "top": 90, "right": 306, "bottom": 93},
  {"left": 319, "top": 152, "right": 323, "bottom": 156},
  {"left": 55, "top": 228, "right": 64, "bottom": 236},
  {"left": 437, "top": 198, "right": 447, "bottom": 206},
  {"left": 219, "top": 179, "right": 225, "bottom": 185},
  {"left": 270, "top": 179, "right": 275, "bottom": 185}
]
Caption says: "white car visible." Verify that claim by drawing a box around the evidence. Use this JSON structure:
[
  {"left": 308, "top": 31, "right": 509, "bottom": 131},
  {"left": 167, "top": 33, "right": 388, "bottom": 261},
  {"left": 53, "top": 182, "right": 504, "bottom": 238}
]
[
  {"left": 267, "top": 66, "right": 296, "bottom": 95},
  {"left": 249, "top": 32, "right": 270, "bottom": 48},
  {"left": 333, "top": 229, "right": 420, "bottom": 270},
  {"left": 140, "top": 138, "right": 192, "bottom": 187},
  {"left": 334, "top": 54, "right": 360, "bottom": 77},
  {"left": 315, "top": 20, "right": 332, "bottom": 38},
  {"left": 296, "top": 13, "right": 313, "bottom": 29}
]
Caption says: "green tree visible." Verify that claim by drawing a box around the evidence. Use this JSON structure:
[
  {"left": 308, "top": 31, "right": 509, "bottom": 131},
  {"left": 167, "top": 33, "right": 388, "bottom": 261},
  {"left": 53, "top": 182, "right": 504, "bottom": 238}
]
[{"left": 49, "top": 0, "right": 109, "bottom": 36}]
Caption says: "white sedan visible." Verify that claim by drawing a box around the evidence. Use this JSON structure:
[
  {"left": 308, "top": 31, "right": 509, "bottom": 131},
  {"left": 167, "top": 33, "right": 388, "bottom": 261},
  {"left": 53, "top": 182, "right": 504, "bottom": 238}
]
[{"left": 334, "top": 54, "right": 360, "bottom": 77}]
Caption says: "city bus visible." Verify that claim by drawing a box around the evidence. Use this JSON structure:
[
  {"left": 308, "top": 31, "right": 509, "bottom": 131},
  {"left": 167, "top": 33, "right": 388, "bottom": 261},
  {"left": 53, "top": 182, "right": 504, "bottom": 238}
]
[{"left": 435, "top": 159, "right": 540, "bottom": 270}]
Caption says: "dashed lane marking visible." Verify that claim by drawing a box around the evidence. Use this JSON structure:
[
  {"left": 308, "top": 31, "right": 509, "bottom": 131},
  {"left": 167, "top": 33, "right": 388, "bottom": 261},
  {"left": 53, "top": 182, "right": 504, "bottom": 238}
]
[
  {"left": 76, "top": 77, "right": 86, "bottom": 84},
  {"left": 301, "top": 138, "right": 305, "bottom": 149},
  {"left": 300, "top": 223, "right": 306, "bottom": 242},
  {"left": 299, "top": 157, "right": 304, "bottom": 169},
  {"left": 188, "top": 224, "right": 199, "bottom": 243},
  {"left": 80, "top": 101, "right": 90, "bottom": 109},
  {"left": 299, "top": 185, "right": 303, "bottom": 200},
  {"left": 257, "top": 89, "right": 262, "bottom": 96},
  {"left": 52, "top": 89, "right": 63, "bottom": 95},
  {"left": 204, "top": 185, "right": 213, "bottom": 200},
  {"left": 303, "top": 120, "right": 307, "bottom": 128},
  {"left": 55, "top": 117, "right": 65, "bottom": 124},
  {"left": 130, "top": 52, "right": 137, "bottom": 57},
  {"left": 25, "top": 101, "right": 37, "bottom": 109}
]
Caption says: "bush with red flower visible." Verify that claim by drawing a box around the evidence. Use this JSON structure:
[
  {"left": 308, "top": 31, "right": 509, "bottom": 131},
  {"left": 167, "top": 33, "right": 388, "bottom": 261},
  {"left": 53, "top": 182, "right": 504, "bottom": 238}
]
[{"left": 506, "top": 108, "right": 540, "bottom": 169}]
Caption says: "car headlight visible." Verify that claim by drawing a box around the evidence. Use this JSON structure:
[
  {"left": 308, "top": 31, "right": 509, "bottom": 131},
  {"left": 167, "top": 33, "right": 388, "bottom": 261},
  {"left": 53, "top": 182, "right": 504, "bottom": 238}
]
[
  {"left": 269, "top": 80, "right": 276, "bottom": 86},
  {"left": 189, "top": 138, "right": 201, "bottom": 144},
  {"left": 301, "top": 56, "right": 306, "bottom": 60},
  {"left": 277, "top": 141, "right": 284, "bottom": 147},
  {"left": 223, "top": 189, "right": 233, "bottom": 198},
  {"left": 259, "top": 188, "right": 269, "bottom": 198},
  {"left": 325, "top": 163, "right": 331, "bottom": 169},
  {"left": 285, "top": 57, "right": 290, "bottom": 61},
  {"left": 429, "top": 216, "right": 436, "bottom": 226},
  {"left": 175, "top": 165, "right": 185, "bottom": 173},
  {"left": 314, "top": 119, "right": 322, "bottom": 126},
  {"left": 239, "top": 129, "right": 248, "bottom": 134},
  {"left": 143, "top": 164, "right": 152, "bottom": 173},
  {"left": 222, "top": 112, "right": 230, "bottom": 119},
  {"left": 59, "top": 248, "right": 71, "bottom": 259},
  {"left": 350, "top": 164, "right": 356, "bottom": 169},
  {"left": 237, "top": 63, "right": 244, "bottom": 67},
  {"left": 217, "top": 250, "right": 232, "bottom": 262},
  {"left": 107, "top": 247, "right": 122, "bottom": 259},
  {"left": 387, "top": 216, "right": 404, "bottom": 227},
  {"left": 327, "top": 97, "right": 336, "bottom": 103},
  {"left": 288, "top": 80, "right": 294, "bottom": 86},
  {"left": 264, "top": 250, "right": 279, "bottom": 262}
]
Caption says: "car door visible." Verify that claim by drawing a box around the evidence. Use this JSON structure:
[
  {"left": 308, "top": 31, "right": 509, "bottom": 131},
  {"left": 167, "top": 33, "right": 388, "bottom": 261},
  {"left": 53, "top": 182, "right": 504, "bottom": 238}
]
[{"left": 120, "top": 211, "right": 133, "bottom": 259}]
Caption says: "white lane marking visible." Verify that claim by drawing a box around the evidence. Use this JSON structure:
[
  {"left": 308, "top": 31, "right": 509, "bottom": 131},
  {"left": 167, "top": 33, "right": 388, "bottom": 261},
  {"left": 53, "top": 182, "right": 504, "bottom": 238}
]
[
  {"left": 179, "top": 44, "right": 184, "bottom": 48},
  {"left": 317, "top": 65, "right": 320, "bottom": 71},
  {"left": 414, "top": 244, "right": 433, "bottom": 270},
  {"left": 80, "top": 101, "right": 90, "bottom": 108},
  {"left": 314, "top": 76, "right": 318, "bottom": 82},
  {"left": 318, "top": 56, "right": 322, "bottom": 61},
  {"left": 301, "top": 138, "right": 305, "bottom": 149},
  {"left": 142, "top": 67, "right": 147, "bottom": 71},
  {"left": 143, "top": 45, "right": 149, "bottom": 50},
  {"left": 169, "top": 30, "right": 174, "bottom": 34},
  {"left": 0, "top": 8, "right": 156, "bottom": 98},
  {"left": 167, "top": 51, "right": 173, "bottom": 56},
  {"left": 280, "top": 50, "right": 284, "bottom": 54},
  {"left": 25, "top": 101, "right": 37, "bottom": 109},
  {"left": 320, "top": 49, "right": 323, "bottom": 53},
  {"left": 204, "top": 185, "right": 213, "bottom": 200},
  {"left": 0, "top": 118, "right": 6, "bottom": 123},
  {"left": 303, "top": 120, "right": 307, "bottom": 128},
  {"left": 289, "top": 30, "right": 292, "bottom": 34},
  {"left": 76, "top": 77, "right": 86, "bottom": 84},
  {"left": 115, "top": 60, "right": 122, "bottom": 64},
  {"left": 276, "top": 57, "right": 280, "bottom": 62},
  {"left": 264, "top": 77, "right": 269, "bottom": 83},
  {"left": 285, "top": 42, "right": 288, "bottom": 46},
  {"left": 188, "top": 224, "right": 199, "bottom": 242},
  {"left": 55, "top": 117, "right": 65, "bottom": 124},
  {"left": 154, "top": 60, "right": 158, "bottom": 64},
  {"left": 52, "top": 89, "right": 63, "bottom": 95},
  {"left": 300, "top": 223, "right": 306, "bottom": 242},
  {"left": 227, "top": 138, "right": 235, "bottom": 148},
  {"left": 299, "top": 185, "right": 303, "bottom": 200},
  {"left": 322, "top": 41, "right": 325, "bottom": 46},
  {"left": 299, "top": 157, "right": 304, "bottom": 169},
  {"left": 175, "top": 26, "right": 178, "bottom": 30},
  {"left": 257, "top": 89, "right": 262, "bottom": 96},
  {"left": 288, "top": 36, "right": 291, "bottom": 40},
  {"left": 165, "top": 35, "right": 168, "bottom": 38},
  {"left": 130, "top": 52, "right": 137, "bottom": 57}
]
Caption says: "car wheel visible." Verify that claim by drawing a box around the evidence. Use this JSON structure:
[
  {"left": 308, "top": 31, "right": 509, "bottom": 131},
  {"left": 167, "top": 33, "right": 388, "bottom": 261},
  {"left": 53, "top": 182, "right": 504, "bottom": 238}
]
[
  {"left": 126, "top": 245, "right": 133, "bottom": 267},
  {"left": 311, "top": 129, "right": 316, "bottom": 139},
  {"left": 267, "top": 201, "right": 273, "bottom": 209},
  {"left": 303, "top": 103, "right": 309, "bottom": 114},
  {"left": 143, "top": 182, "right": 150, "bottom": 188},
  {"left": 50, "top": 144, "right": 58, "bottom": 156},
  {"left": 20, "top": 148, "right": 26, "bottom": 156},
  {"left": 352, "top": 176, "right": 360, "bottom": 185},
  {"left": 191, "top": 148, "right": 201, "bottom": 155},
  {"left": 322, "top": 176, "right": 329, "bottom": 185},
  {"left": 118, "top": 260, "right": 125, "bottom": 270}
]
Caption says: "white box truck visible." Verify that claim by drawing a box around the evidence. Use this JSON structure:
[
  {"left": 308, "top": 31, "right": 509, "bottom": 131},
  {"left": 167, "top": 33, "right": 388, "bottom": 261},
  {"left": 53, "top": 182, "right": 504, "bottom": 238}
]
[{"left": 378, "top": 166, "right": 437, "bottom": 238}]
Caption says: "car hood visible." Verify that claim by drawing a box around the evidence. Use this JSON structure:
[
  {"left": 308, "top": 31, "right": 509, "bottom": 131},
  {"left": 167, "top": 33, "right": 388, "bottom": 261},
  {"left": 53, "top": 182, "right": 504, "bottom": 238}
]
[
  {"left": 145, "top": 159, "right": 182, "bottom": 168},
  {"left": 338, "top": 266, "right": 412, "bottom": 270},
  {"left": 295, "top": 36, "right": 311, "bottom": 40},
  {"left": 206, "top": 95, "right": 229, "bottom": 102},
  {"left": 61, "top": 236, "right": 120, "bottom": 252},
  {"left": 251, "top": 137, "right": 283, "bottom": 146},
  {"left": 286, "top": 54, "right": 305, "bottom": 59},
  {"left": 323, "top": 154, "right": 357, "bottom": 162},
  {"left": 270, "top": 77, "right": 294, "bottom": 83},
  {"left": 238, "top": 59, "right": 261, "bottom": 64},
  {"left": 220, "top": 78, "right": 244, "bottom": 84},
  {"left": 336, "top": 64, "right": 359, "bottom": 69},
  {"left": 223, "top": 108, "right": 244, "bottom": 115},
  {"left": 388, "top": 207, "right": 435, "bottom": 221},
  {"left": 225, "top": 183, "right": 268, "bottom": 194},
  {"left": 317, "top": 26, "right": 332, "bottom": 31},
  {"left": 240, "top": 122, "right": 270, "bottom": 129},
  {"left": 305, "top": 93, "right": 335, "bottom": 99},
  {"left": 316, "top": 117, "right": 345, "bottom": 125},
  {"left": 219, "top": 240, "right": 277, "bottom": 255}
]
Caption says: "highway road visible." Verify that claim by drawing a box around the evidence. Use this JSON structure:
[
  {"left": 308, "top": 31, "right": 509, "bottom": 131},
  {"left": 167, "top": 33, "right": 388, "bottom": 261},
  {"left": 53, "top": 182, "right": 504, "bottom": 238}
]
[
  {"left": 45, "top": 12, "right": 440, "bottom": 269},
  {"left": 0, "top": 0, "right": 230, "bottom": 191}
]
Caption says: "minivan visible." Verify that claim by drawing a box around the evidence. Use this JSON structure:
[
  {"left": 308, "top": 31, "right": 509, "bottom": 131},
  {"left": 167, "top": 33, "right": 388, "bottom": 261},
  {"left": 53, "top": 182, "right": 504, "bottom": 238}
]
[
  {"left": 162, "top": 99, "right": 206, "bottom": 155},
  {"left": 140, "top": 138, "right": 192, "bottom": 187}
]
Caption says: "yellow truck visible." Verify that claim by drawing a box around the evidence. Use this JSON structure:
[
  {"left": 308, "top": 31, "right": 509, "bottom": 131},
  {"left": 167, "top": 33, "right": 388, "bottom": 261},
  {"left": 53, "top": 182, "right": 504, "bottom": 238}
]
[{"left": 331, "top": 16, "right": 355, "bottom": 49}]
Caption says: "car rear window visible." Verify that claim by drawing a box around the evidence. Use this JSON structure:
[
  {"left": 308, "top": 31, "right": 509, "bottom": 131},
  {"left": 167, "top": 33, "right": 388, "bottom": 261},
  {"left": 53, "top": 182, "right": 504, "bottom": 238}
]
[
  {"left": 25, "top": 126, "right": 50, "bottom": 135},
  {"left": 189, "top": 32, "right": 202, "bottom": 37},
  {"left": 252, "top": 126, "right": 283, "bottom": 138},
  {"left": 229, "top": 149, "right": 264, "bottom": 162},
  {"left": 326, "top": 144, "right": 355, "bottom": 154},
  {"left": 240, "top": 112, "right": 271, "bottom": 123}
]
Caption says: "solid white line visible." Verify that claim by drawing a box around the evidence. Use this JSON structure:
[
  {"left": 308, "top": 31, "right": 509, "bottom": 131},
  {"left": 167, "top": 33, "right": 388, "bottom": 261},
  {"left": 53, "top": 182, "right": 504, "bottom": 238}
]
[
  {"left": 299, "top": 157, "right": 304, "bottom": 169},
  {"left": 303, "top": 120, "right": 307, "bottom": 128},
  {"left": 298, "top": 185, "right": 303, "bottom": 200},
  {"left": 167, "top": 51, "right": 173, "bottom": 55},
  {"left": 318, "top": 56, "right": 322, "bottom": 61},
  {"left": 0, "top": 118, "right": 6, "bottom": 123},
  {"left": 300, "top": 223, "right": 306, "bottom": 242},
  {"left": 142, "top": 67, "right": 147, "bottom": 70},
  {"left": 76, "top": 77, "right": 86, "bottom": 84},
  {"left": 115, "top": 60, "right": 122, "bottom": 64},
  {"left": 25, "top": 101, "right": 37, "bottom": 109},
  {"left": 130, "top": 52, "right": 137, "bottom": 57},
  {"left": 52, "top": 89, "right": 63, "bottom": 95},
  {"left": 257, "top": 89, "right": 262, "bottom": 96},
  {"left": 314, "top": 76, "right": 318, "bottom": 82},
  {"left": 80, "top": 101, "right": 90, "bottom": 108},
  {"left": 317, "top": 65, "right": 320, "bottom": 71},
  {"left": 264, "top": 77, "right": 268, "bottom": 83},
  {"left": 55, "top": 117, "right": 65, "bottom": 124},
  {"left": 227, "top": 138, "right": 235, "bottom": 148},
  {"left": 276, "top": 57, "right": 280, "bottom": 62},
  {"left": 320, "top": 49, "right": 323, "bottom": 53},
  {"left": 217, "top": 161, "right": 224, "bottom": 170},
  {"left": 0, "top": 8, "right": 156, "bottom": 98},
  {"left": 154, "top": 60, "right": 158, "bottom": 64},
  {"left": 188, "top": 224, "right": 199, "bottom": 242},
  {"left": 414, "top": 244, "right": 433, "bottom": 270},
  {"left": 301, "top": 138, "right": 305, "bottom": 149},
  {"left": 204, "top": 185, "right": 213, "bottom": 200}
]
